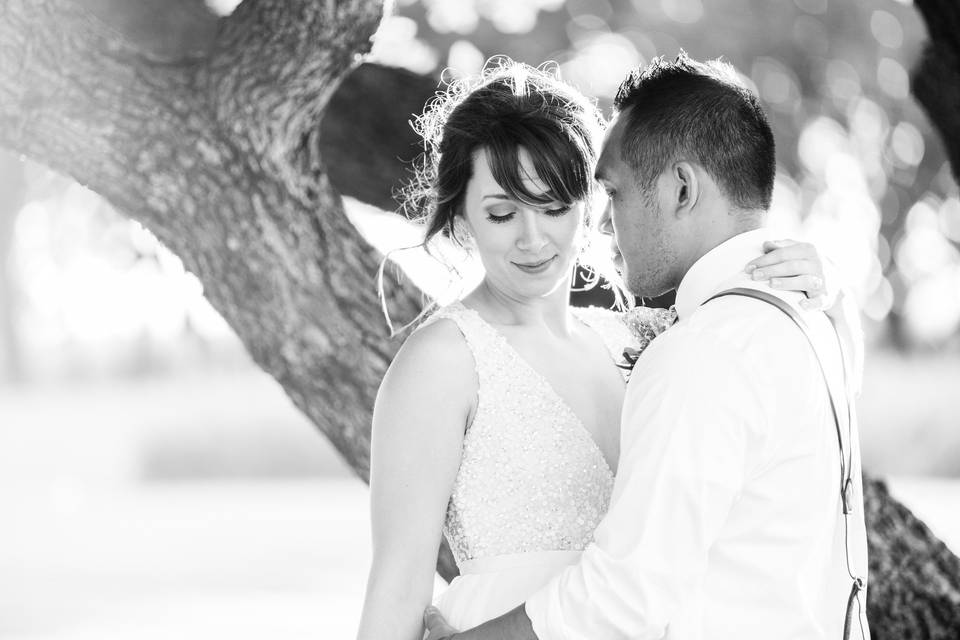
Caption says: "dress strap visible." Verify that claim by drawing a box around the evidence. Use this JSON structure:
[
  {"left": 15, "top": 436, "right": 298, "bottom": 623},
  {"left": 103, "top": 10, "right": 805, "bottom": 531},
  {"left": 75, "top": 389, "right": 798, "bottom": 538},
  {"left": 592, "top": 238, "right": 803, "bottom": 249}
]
[
  {"left": 424, "top": 302, "right": 511, "bottom": 403},
  {"left": 426, "top": 302, "right": 489, "bottom": 359}
]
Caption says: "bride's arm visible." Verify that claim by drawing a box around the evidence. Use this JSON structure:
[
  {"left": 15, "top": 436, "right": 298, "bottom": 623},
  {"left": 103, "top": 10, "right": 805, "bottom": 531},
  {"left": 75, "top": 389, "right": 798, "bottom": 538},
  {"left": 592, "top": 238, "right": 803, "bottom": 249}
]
[{"left": 356, "top": 320, "right": 475, "bottom": 640}]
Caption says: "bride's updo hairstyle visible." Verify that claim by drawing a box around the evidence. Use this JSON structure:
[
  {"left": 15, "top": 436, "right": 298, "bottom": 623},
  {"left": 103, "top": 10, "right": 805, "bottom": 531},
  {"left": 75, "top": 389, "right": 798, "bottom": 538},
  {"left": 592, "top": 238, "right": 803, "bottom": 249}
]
[
  {"left": 404, "top": 57, "right": 605, "bottom": 256},
  {"left": 382, "top": 59, "right": 625, "bottom": 332}
]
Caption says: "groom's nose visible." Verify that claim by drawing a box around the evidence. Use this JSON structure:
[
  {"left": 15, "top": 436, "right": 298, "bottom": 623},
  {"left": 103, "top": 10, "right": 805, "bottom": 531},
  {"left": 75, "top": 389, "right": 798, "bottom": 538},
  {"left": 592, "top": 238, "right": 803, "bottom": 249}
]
[{"left": 598, "top": 202, "right": 614, "bottom": 235}]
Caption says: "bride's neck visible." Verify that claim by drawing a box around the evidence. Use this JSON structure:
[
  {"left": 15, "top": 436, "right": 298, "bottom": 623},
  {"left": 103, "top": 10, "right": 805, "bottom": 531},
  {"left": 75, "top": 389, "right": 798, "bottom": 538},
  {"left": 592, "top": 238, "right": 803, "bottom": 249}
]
[{"left": 469, "top": 279, "right": 572, "bottom": 335}]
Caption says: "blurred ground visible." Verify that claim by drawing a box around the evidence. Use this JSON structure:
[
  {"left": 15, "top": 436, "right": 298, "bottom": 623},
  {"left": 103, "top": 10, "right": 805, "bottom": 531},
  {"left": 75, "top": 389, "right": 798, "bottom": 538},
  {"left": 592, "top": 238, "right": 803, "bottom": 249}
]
[{"left": 0, "top": 350, "right": 958, "bottom": 638}]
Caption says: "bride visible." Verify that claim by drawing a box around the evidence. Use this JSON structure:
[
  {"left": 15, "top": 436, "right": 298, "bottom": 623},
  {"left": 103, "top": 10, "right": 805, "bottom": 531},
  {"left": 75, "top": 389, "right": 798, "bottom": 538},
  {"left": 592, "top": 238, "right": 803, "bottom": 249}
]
[{"left": 355, "top": 60, "right": 835, "bottom": 639}]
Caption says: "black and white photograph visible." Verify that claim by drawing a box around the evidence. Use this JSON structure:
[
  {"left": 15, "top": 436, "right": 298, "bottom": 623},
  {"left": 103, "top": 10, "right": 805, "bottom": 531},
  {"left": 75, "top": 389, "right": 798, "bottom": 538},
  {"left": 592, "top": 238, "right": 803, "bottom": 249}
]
[{"left": 1, "top": 0, "right": 958, "bottom": 638}]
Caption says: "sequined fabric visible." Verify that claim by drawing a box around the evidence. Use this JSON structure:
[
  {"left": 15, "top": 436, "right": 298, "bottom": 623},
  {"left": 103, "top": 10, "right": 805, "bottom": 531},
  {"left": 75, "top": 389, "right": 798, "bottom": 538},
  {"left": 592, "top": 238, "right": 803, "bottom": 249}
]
[{"left": 426, "top": 302, "right": 673, "bottom": 567}]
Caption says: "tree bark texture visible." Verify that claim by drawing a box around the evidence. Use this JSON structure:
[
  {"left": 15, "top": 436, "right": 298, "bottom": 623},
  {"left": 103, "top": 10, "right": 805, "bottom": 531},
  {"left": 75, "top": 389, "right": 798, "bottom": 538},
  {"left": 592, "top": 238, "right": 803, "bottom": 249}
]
[
  {"left": 1, "top": 0, "right": 958, "bottom": 629},
  {"left": 864, "top": 478, "right": 960, "bottom": 638}
]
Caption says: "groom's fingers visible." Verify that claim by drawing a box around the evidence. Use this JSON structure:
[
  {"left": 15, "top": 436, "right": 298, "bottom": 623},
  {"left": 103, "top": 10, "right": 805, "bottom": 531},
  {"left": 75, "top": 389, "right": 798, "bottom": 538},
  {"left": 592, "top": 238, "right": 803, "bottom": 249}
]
[{"left": 423, "top": 606, "right": 458, "bottom": 640}]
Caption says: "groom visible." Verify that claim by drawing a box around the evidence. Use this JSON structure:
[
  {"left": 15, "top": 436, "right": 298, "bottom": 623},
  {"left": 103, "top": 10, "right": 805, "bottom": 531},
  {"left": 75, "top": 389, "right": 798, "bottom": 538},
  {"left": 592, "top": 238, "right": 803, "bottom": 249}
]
[{"left": 424, "top": 53, "right": 870, "bottom": 640}]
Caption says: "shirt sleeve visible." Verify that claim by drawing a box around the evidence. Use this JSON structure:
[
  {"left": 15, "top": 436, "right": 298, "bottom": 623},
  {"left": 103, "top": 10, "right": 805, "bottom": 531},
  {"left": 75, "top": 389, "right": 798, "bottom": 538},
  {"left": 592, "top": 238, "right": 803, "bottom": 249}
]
[{"left": 525, "top": 325, "right": 769, "bottom": 640}]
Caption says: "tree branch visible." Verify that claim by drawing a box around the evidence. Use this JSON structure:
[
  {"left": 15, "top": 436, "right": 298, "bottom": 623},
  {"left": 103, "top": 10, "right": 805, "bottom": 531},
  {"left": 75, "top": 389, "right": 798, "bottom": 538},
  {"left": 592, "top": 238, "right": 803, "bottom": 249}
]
[
  {"left": 0, "top": 0, "right": 196, "bottom": 210},
  {"left": 319, "top": 62, "right": 438, "bottom": 211},
  {"left": 204, "top": 0, "right": 386, "bottom": 175}
]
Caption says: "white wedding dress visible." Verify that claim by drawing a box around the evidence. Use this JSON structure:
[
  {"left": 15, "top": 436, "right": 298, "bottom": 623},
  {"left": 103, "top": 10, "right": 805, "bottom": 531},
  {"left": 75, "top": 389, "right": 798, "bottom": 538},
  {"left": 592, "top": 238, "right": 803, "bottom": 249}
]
[{"left": 426, "top": 301, "right": 674, "bottom": 630}]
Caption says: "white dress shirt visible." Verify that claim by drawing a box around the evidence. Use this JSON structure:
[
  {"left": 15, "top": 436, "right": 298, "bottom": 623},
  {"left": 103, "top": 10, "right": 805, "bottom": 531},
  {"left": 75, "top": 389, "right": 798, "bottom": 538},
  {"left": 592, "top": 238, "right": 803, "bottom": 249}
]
[{"left": 525, "top": 229, "right": 870, "bottom": 640}]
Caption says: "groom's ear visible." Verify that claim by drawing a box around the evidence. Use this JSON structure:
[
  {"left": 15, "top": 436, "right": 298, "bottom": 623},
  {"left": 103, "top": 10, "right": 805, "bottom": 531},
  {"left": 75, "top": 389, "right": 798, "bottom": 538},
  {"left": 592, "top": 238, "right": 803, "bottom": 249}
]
[{"left": 671, "top": 161, "right": 700, "bottom": 217}]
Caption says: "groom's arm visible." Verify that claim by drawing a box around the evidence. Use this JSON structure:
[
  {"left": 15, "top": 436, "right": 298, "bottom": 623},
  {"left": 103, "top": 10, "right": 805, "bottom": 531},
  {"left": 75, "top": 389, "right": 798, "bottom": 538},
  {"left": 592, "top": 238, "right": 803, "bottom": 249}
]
[
  {"left": 524, "top": 327, "right": 765, "bottom": 639},
  {"left": 424, "top": 605, "right": 537, "bottom": 640},
  {"left": 429, "top": 327, "right": 767, "bottom": 640}
]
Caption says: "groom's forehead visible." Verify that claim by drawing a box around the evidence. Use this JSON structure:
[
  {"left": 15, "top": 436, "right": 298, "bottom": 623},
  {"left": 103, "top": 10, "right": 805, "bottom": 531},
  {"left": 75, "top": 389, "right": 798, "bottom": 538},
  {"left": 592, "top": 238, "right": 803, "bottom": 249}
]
[{"left": 596, "top": 112, "right": 631, "bottom": 179}]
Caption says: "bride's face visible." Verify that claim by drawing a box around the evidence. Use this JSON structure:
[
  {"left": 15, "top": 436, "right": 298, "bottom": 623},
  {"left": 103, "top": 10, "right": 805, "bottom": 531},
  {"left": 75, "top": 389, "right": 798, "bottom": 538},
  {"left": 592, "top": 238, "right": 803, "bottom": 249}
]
[{"left": 461, "top": 148, "right": 586, "bottom": 301}]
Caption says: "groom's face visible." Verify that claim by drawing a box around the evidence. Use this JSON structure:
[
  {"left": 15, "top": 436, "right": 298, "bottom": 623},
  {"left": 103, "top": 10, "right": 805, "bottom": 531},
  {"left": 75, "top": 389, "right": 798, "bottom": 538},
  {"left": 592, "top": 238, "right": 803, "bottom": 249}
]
[{"left": 595, "top": 111, "right": 680, "bottom": 297}]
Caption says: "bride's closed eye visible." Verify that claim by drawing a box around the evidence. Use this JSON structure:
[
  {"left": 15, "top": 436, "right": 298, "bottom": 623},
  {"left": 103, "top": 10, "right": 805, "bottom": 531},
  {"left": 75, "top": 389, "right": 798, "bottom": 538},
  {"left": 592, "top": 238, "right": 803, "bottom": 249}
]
[
  {"left": 485, "top": 204, "right": 571, "bottom": 223},
  {"left": 543, "top": 205, "right": 572, "bottom": 216},
  {"left": 485, "top": 206, "right": 517, "bottom": 223}
]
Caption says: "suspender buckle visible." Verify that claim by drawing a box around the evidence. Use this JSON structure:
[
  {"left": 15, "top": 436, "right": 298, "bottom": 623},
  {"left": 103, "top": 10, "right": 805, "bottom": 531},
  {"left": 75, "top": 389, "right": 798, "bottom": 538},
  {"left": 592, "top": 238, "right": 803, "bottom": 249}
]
[
  {"left": 842, "top": 477, "right": 854, "bottom": 515},
  {"left": 842, "top": 577, "right": 866, "bottom": 640}
]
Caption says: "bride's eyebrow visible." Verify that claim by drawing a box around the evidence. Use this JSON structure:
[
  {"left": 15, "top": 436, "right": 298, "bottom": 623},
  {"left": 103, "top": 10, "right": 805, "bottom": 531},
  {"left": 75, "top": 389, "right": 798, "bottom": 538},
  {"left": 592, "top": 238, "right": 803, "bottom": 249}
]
[{"left": 481, "top": 194, "right": 511, "bottom": 201}]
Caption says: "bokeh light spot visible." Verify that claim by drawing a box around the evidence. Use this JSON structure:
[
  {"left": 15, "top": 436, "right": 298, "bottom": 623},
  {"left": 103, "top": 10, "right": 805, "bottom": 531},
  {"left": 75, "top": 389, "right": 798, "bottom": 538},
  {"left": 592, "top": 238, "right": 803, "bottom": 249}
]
[
  {"left": 798, "top": 116, "right": 848, "bottom": 176},
  {"left": 423, "top": 0, "right": 479, "bottom": 34},
  {"left": 752, "top": 57, "right": 800, "bottom": 107},
  {"left": 447, "top": 40, "right": 485, "bottom": 78},
  {"left": 863, "top": 277, "right": 894, "bottom": 321},
  {"left": 370, "top": 16, "right": 439, "bottom": 74},
  {"left": 659, "top": 0, "right": 703, "bottom": 24},
  {"left": 939, "top": 197, "right": 960, "bottom": 243},
  {"left": 561, "top": 33, "right": 641, "bottom": 97},
  {"left": 877, "top": 57, "right": 909, "bottom": 99},
  {"left": 902, "top": 267, "right": 960, "bottom": 344},
  {"left": 485, "top": 3, "right": 539, "bottom": 34},
  {"left": 891, "top": 121, "right": 925, "bottom": 167},
  {"left": 825, "top": 59, "right": 862, "bottom": 103},
  {"left": 870, "top": 10, "right": 904, "bottom": 49}
]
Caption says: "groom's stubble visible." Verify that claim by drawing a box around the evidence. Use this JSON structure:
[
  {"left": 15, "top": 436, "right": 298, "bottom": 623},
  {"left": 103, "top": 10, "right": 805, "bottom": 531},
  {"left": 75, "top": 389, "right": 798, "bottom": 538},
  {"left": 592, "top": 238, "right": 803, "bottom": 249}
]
[{"left": 597, "top": 112, "right": 688, "bottom": 300}]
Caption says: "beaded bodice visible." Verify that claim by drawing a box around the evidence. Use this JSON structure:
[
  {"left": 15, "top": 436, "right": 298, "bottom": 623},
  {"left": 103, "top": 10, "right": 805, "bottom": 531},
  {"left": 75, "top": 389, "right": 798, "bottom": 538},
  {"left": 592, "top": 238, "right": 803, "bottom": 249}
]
[{"left": 426, "top": 302, "right": 670, "bottom": 567}]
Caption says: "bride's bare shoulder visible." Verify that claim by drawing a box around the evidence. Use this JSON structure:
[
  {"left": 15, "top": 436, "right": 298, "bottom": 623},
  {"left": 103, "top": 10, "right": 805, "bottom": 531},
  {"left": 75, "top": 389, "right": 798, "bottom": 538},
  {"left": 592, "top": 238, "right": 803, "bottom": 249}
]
[
  {"left": 374, "top": 313, "right": 477, "bottom": 431},
  {"left": 384, "top": 313, "right": 475, "bottom": 387}
]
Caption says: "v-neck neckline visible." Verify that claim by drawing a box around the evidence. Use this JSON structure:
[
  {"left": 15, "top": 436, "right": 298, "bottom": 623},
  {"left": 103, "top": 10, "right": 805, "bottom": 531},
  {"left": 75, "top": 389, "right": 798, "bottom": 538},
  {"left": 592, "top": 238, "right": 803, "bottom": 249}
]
[{"left": 455, "top": 302, "right": 618, "bottom": 476}]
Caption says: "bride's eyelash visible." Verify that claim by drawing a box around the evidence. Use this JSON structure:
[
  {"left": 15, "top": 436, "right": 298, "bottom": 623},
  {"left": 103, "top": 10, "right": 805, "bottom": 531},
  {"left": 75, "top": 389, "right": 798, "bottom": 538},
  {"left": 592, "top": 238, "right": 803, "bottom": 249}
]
[
  {"left": 486, "top": 212, "right": 514, "bottom": 223},
  {"left": 485, "top": 205, "right": 571, "bottom": 224}
]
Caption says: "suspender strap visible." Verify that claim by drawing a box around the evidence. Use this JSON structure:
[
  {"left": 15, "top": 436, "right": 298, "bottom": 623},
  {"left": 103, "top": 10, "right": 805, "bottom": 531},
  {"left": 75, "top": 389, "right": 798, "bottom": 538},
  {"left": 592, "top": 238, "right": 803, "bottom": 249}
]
[{"left": 704, "top": 287, "right": 866, "bottom": 640}]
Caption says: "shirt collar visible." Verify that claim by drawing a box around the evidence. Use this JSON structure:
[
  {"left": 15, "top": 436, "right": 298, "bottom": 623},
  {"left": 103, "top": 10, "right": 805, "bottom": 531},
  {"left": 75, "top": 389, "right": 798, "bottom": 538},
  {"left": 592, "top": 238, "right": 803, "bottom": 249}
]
[{"left": 674, "top": 228, "right": 771, "bottom": 320}]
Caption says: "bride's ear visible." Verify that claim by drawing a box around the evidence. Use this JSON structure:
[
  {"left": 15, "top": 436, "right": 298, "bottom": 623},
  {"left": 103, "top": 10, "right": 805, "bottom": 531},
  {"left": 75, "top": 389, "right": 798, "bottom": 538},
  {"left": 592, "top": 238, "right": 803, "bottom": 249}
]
[{"left": 671, "top": 161, "right": 700, "bottom": 217}]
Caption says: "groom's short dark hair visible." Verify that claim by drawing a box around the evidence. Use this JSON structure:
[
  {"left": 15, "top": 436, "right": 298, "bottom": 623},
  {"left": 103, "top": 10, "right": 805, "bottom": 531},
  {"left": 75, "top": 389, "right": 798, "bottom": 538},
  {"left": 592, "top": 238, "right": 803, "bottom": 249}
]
[{"left": 613, "top": 52, "right": 775, "bottom": 210}]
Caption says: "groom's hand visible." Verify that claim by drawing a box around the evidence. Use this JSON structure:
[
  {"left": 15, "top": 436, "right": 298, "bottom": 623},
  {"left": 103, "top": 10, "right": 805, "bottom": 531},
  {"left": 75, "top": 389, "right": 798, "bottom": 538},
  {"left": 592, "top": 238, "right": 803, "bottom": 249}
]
[{"left": 424, "top": 606, "right": 459, "bottom": 640}]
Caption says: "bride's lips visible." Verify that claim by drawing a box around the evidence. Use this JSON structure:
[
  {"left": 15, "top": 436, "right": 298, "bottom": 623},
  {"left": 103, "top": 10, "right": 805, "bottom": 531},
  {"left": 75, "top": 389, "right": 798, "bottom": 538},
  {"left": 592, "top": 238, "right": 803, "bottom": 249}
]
[{"left": 512, "top": 255, "right": 557, "bottom": 274}]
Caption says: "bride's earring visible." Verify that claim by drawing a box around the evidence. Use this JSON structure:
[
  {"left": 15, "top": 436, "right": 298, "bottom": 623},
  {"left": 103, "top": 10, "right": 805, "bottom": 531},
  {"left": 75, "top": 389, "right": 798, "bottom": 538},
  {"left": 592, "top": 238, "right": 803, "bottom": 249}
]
[{"left": 452, "top": 216, "right": 475, "bottom": 253}]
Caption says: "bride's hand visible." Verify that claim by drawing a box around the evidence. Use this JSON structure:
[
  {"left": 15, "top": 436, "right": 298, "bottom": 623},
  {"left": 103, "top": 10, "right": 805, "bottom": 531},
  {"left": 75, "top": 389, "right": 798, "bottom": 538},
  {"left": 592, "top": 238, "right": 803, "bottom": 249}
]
[{"left": 744, "top": 239, "right": 835, "bottom": 309}]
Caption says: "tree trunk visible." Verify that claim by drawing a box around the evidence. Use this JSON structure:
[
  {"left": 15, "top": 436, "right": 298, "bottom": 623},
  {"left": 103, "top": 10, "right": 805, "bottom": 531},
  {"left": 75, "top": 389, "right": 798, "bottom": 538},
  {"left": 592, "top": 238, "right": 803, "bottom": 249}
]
[
  {"left": 1, "top": 0, "right": 958, "bottom": 631},
  {"left": 0, "top": 150, "right": 26, "bottom": 383}
]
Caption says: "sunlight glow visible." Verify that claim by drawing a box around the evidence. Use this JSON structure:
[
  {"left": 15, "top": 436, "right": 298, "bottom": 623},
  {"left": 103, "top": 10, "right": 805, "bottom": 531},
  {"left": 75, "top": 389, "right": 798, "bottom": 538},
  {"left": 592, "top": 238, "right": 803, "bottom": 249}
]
[
  {"left": 10, "top": 187, "right": 235, "bottom": 377},
  {"left": 561, "top": 33, "right": 641, "bottom": 97},
  {"left": 370, "top": 16, "right": 440, "bottom": 74}
]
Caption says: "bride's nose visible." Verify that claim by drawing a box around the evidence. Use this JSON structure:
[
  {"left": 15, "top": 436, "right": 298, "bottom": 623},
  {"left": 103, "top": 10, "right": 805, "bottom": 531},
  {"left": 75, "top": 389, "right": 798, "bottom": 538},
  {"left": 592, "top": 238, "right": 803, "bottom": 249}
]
[{"left": 516, "top": 210, "right": 548, "bottom": 252}]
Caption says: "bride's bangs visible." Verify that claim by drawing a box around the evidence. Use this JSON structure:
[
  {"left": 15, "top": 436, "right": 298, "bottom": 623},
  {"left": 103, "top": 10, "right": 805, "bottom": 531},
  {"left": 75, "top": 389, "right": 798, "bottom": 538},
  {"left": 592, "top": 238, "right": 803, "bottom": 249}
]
[{"left": 484, "top": 126, "right": 591, "bottom": 208}]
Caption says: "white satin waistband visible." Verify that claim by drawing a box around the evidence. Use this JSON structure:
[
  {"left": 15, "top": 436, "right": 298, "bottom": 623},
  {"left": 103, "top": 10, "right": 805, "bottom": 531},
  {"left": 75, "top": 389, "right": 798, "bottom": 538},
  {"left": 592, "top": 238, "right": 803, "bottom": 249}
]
[{"left": 457, "top": 550, "right": 583, "bottom": 575}]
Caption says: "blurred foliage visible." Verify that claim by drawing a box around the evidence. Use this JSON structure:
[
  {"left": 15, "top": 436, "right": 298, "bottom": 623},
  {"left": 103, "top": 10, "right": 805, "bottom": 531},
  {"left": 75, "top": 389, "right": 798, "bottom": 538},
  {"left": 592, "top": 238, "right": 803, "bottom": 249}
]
[
  {"left": 3, "top": 0, "right": 960, "bottom": 385},
  {"left": 371, "top": 0, "right": 960, "bottom": 349}
]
